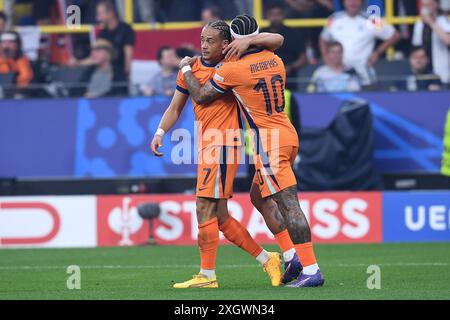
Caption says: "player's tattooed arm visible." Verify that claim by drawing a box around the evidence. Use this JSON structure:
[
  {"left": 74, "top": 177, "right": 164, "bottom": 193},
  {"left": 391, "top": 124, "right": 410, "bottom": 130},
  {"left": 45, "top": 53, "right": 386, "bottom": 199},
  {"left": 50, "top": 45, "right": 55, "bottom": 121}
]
[
  {"left": 182, "top": 70, "right": 222, "bottom": 105},
  {"left": 178, "top": 56, "right": 222, "bottom": 105}
]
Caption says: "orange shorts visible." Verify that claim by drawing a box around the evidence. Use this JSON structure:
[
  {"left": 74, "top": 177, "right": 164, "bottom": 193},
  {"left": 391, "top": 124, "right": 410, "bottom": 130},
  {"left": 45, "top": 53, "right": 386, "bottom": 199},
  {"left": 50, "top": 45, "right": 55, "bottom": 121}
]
[
  {"left": 252, "top": 146, "right": 298, "bottom": 198},
  {"left": 196, "top": 145, "right": 240, "bottom": 199}
]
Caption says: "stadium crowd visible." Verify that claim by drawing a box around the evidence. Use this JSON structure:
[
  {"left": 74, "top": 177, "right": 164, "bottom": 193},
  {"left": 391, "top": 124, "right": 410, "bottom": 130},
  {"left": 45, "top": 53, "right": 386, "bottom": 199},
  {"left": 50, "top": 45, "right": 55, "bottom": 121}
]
[{"left": 0, "top": 0, "right": 448, "bottom": 99}]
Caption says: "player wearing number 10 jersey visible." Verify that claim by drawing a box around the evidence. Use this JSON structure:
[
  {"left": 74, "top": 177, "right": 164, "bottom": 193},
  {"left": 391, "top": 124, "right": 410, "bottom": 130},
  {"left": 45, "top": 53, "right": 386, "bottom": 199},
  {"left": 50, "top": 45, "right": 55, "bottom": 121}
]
[
  {"left": 180, "top": 15, "right": 324, "bottom": 287},
  {"left": 211, "top": 47, "right": 298, "bottom": 198}
]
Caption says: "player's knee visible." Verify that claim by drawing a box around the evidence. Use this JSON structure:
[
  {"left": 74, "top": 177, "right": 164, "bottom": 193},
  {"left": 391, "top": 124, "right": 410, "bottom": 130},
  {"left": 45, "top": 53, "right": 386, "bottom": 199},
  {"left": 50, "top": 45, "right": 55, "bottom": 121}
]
[
  {"left": 196, "top": 197, "right": 217, "bottom": 224},
  {"left": 215, "top": 200, "right": 230, "bottom": 226},
  {"left": 250, "top": 185, "right": 263, "bottom": 211},
  {"left": 250, "top": 193, "right": 259, "bottom": 210}
]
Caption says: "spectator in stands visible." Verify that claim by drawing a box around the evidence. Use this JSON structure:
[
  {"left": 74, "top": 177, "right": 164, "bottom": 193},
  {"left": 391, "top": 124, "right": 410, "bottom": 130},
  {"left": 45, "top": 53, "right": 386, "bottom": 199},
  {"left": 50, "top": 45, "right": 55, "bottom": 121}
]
[
  {"left": 96, "top": 0, "right": 135, "bottom": 82},
  {"left": 85, "top": 39, "right": 115, "bottom": 98},
  {"left": 441, "top": 0, "right": 450, "bottom": 14},
  {"left": 201, "top": 5, "right": 222, "bottom": 25},
  {"left": 307, "top": 41, "right": 361, "bottom": 92},
  {"left": 70, "top": 0, "right": 135, "bottom": 84},
  {"left": 163, "top": 0, "right": 201, "bottom": 22},
  {"left": 261, "top": 3, "right": 307, "bottom": 89},
  {"left": 233, "top": 0, "right": 254, "bottom": 16},
  {"left": 176, "top": 47, "right": 197, "bottom": 62},
  {"left": 0, "top": 31, "right": 33, "bottom": 89},
  {"left": 141, "top": 46, "right": 178, "bottom": 96},
  {"left": 284, "top": 1, "right": 334, "bottom": 62},
  {"left": 412, "top": 0, "right": 450, "bottom": 85},
  {"left": 394, "top": 0, "right": 419, "bottom": 59},
  {"left": 392, "top": 46, "right": 442, "bottom": 91},
  {"left": 203, "top": 0, "right": 242, "bottom": 20},
  {"left": 0, "top": 12, "right": 8, "bottom": 35},
  {"left": 320, "top": 0, "right": 400, "bottom": 88},
  {"left": 135, "top": 0, "right": 156, "bottom": 23},
  {"left": 285, "top": 0, "right": 334, "bottom": 18}
]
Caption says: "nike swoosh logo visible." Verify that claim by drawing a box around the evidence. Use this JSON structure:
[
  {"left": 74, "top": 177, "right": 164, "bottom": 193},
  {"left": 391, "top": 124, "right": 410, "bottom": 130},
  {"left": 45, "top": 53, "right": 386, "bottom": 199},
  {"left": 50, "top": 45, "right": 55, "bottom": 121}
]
[
  {"left": 285, "top": 263, "right": 292, "bottom": 274},
  {"left": 294, "top": 278, "right": 311, "bottom": 287},
  {"left": 286, "top": 277, "right": 309, "bottom": 288},
  {"left": 188, "top": 280, "right": 217, "bottom": 288},
  {"left": 198, "top": 187, "right": 208, "bottom": 191}
]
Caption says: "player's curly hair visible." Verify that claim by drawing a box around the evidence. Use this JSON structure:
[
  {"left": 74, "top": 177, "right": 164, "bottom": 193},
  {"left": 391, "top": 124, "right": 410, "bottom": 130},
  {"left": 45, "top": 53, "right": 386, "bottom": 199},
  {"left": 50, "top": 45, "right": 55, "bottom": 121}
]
[
  {"left": 230, "top": 15, "right": 258, "bottom": 37},
  {"left": 206, "top": 19, "right": 231, "bottom": 43}
]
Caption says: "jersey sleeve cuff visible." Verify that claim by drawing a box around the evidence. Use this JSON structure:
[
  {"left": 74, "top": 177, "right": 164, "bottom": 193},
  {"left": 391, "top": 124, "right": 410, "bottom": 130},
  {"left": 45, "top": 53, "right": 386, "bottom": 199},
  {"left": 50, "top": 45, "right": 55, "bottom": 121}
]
[
  {"left": 210, "top": 79, "right": 226, "bottom": 93},
  {"left": 176, "top": 85, "right": 189, "bottom": 95}
]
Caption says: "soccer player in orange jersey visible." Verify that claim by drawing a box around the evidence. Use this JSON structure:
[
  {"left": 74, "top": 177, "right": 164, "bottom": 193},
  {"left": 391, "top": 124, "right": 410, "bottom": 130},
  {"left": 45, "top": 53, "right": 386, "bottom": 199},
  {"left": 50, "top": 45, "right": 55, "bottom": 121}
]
[
  {"left": 179, "top": 15, "right": 324, "bottom": 287},
  {"left": 151, "top": 20, "right": 287, "bottom": 288}
]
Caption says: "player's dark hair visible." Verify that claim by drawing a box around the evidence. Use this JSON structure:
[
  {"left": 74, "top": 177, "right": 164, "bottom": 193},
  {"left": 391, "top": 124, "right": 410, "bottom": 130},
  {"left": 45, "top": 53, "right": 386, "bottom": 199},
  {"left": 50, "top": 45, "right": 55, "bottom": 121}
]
[
  {"left": 157, "top": 46, "right": 173, "bottom": 61},
  {"left": 206, "top": 19, "right": 231, "bottom": 42},
  {"left": 230, "top": 15, "right": 258, "bottom": 37}
]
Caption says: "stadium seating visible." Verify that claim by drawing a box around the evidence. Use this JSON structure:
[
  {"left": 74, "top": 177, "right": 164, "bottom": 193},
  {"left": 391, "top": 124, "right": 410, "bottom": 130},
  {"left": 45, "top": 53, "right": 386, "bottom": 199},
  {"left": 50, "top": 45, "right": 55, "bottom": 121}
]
[
  {"left": 0, "top": 72, "right": 15, "bottom": 98},
  {"left": 46, "top": 65, "right": 93, "bottom": 97},
  {"left": 374, "top": 59, "right": 410, "bottom": 89},
  {"left": 296, "top": 64, "right": 318, "bottom": 92}
]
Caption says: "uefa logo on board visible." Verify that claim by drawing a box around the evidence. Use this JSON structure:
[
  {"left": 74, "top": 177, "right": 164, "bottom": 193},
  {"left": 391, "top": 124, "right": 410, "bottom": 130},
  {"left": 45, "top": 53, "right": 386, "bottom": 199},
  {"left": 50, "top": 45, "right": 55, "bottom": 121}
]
[{"left": 107, "top": 197, "right": 143, "bottom": 246}]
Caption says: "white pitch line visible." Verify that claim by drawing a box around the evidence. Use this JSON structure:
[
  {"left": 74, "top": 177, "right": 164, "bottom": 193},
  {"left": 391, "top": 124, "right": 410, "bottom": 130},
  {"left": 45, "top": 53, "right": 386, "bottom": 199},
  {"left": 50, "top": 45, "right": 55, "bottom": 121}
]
[{"left": 0, "top": 262, "right": 449, "bottom": 270}]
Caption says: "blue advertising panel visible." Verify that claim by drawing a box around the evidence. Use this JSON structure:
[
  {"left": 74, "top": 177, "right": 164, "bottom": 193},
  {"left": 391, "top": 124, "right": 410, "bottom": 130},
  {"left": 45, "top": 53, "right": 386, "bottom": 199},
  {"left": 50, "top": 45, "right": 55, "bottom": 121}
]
[
  {"left": 1, "top": 91, "right": 449, "bottom": 178},
  {"left": 383, "top": 191, "right": 450, "bottom": 242},
  {"left": 0, "top": 97, "right": 198, "bottom": 178}
]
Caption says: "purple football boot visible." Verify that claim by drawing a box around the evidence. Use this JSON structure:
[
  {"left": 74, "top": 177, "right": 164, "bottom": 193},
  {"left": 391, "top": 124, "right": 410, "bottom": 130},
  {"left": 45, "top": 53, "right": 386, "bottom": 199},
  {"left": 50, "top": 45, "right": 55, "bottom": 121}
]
[
  {"left": 282, "top": 253, "right": 303, "bottom": 284},
  {"left": 286, "top": 270, "right": 325, "bottom": 288}
]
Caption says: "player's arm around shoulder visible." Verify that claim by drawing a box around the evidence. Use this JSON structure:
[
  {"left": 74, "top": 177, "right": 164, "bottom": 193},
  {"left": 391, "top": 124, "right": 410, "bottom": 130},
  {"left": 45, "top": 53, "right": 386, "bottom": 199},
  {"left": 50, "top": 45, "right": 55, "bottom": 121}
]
[
  {"left": 250, "top": 32, "right": 284, "bottom": 52},
  {"left": 151, "top": 90, "right": 189, "bottom": 157},
  {"left": 223, "top": 33, "right": 284, "bottom": 59},
  {"left": 179, "top": 56, "right": 223, "bottom": 105}
]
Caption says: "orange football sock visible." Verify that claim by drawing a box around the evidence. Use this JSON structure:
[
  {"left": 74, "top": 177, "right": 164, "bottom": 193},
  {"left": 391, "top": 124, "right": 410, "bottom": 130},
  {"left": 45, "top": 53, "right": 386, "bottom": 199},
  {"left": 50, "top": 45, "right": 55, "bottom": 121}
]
[
  {"left": 220, "top": 216, "right": 263, "bottom": 257},
  {"left": 295, "top": 242, "right": 317, "bottom": 267},
  {"left": 274, "top": 229, "right": 295, "bottom": 253},
  {"left": 198, "top": 217, "right": 219, "bottom": 270}
]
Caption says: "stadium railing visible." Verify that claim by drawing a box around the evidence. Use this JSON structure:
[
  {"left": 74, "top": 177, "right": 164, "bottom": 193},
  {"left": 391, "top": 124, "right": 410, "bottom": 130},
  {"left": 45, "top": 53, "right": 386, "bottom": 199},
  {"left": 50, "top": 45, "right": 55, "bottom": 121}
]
[
  {"left": 1, "top": 0, "right": 448, "bottom": 97},
  {"left": 2, "top": 0, "right": 432, "bottom": 34},
  {"left": 1, "top": 75, "right": 445, "bottom": 99}
]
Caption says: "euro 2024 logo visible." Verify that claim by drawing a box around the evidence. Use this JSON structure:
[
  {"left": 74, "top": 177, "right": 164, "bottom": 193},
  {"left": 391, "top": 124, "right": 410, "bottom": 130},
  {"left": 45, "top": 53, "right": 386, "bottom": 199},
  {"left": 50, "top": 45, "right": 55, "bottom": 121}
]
[
  {"left": 108, "top": 197, "right": 143, "bottom": 246},
  {"left": 366, "top": 5, "right": 382, "bottom": 31}
]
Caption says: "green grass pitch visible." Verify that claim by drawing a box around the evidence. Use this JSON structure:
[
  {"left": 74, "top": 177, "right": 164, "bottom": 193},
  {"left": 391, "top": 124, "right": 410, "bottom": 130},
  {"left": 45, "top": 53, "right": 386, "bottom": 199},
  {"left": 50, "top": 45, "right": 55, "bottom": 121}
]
[{"left": 1, "top": 243, "right": 449, "bottom": 300}]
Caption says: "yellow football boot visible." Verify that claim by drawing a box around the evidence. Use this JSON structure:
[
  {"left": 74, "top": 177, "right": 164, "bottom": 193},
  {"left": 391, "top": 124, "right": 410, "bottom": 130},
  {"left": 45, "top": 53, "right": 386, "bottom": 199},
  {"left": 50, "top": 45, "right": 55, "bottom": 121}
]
[
  {"left": 263, "top": 252, "right": 282, "bottom": 287},
  {"left": 173, "top": 274, "right": 219, "bottom": 289}
]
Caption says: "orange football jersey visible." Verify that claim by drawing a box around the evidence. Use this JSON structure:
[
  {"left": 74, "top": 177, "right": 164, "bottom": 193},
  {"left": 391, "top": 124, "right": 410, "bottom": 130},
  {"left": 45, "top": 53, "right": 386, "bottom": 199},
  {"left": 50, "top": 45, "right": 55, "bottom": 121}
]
[
  {"left": 210, "top": 49, "right": 299, "bottom": 153},
  {"left": 176, "top": 57, "right": 241, "bottom": 150}
]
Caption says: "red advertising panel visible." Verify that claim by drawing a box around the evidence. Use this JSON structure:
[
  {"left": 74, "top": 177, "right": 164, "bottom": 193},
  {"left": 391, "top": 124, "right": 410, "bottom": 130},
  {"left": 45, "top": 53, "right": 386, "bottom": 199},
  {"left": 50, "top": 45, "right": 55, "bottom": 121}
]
[
  {"left": 97, "top": 192, "right": 382, "bottom": 246},
  {"left": 299, "top": 192, "right": 382, "bottom": 243},
  {"left": 134, "top": 28, "right": 202, "bottom": 60}
]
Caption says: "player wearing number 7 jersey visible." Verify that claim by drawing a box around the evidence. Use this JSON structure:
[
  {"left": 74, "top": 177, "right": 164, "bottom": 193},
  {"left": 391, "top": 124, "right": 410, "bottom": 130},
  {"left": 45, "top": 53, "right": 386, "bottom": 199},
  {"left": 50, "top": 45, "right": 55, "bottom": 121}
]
[
  {"left": 152, "top": 20, "right": 291, "bottom": 289},
  {"left": 180, "top": 15, "right": 324, "bottom": 287}
]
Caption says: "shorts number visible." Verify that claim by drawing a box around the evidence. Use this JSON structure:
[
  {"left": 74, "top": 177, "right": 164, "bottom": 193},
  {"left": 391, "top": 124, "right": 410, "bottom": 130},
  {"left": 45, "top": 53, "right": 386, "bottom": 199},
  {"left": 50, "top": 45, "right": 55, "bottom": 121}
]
[
  {"left": 256, "top": 169, "right": 264, "bottom": 186},
  {"left": 202, "top": 168, "right": 211, "bottom": 186}
]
